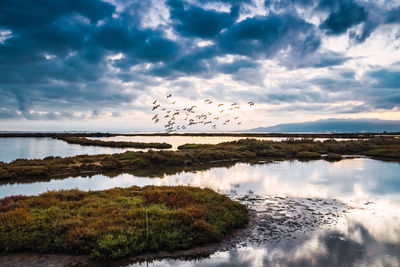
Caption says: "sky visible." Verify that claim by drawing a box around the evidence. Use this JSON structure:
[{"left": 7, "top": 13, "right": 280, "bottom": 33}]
[{"left": 0, "top": 0, "right": 399, "bottom": 132}]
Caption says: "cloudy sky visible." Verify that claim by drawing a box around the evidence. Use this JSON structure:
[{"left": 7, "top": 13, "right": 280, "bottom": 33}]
[{"left": 0, "top": 0, "right": 399, "bottom": 131}]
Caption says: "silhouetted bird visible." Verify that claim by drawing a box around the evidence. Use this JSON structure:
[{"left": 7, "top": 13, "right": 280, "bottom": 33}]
[
  {"left": 152, "top": 104, "right": 160, "bottom": 111},
  {"left": 167, "top": 94, "right": 172, "bottom": 98}
]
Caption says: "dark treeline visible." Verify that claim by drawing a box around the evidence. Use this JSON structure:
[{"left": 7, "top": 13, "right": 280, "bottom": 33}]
[
  {"left": 0, "top": 132, "right": 114, "bottom": 138},
  {"left": 56, "top": 136, "right": 172, "bottom": 149},
  {"left": 1, "top": 132, "right": 400, "bottom": 138},
  {"left": 1, "top": 137, "right": 399, "bottom": 182}
]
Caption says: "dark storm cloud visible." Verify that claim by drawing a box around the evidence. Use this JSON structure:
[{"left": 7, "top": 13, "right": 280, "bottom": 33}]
[
  {"left": 369, "top": 69, "right": 400, "bottom": 89},
  {"left": 386, "top": 7, "right": 400, "bottom": 23},
  {"left": 319, "top": 1, "right": 367, "bottom": 35},
  {"left": 0, "top": 0, "right": 399, "bottom": 121},
  {"left": 216, "top": 13, "right": 320, "bottom": 59},
  {"left": 147, "top": 8, "right": 321, "bottom": 78},
  {"left": 0, "top": 0, "right": 182, "bottom": 119},
  {"left": 309, "top": 68, "right": 400, "bottom": 110},
  {"left": 217, "top": 59, "right": 260, "bottom": 74},
  {"left": 167, "top": 0, "right": 239, "bottom": 38},
  {"left": 362, "top": 69, "right": 400, "bottom": 109},
  {"left": 266, "top": 0, "right": 400, "bottom": 42}
]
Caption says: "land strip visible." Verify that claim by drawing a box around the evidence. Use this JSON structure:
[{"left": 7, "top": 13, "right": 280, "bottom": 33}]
[
  {"left": 0, "top": 186, "right": 248, "bottom": 260},
  {"left": 1, "top": 132, "right": 399, "bottom": 138},
  {"left": 1, "top": 137, "right": 399, "bottom": 182},
  {"left": 56, "top": 136, "right": 172, "bottom": 149}
]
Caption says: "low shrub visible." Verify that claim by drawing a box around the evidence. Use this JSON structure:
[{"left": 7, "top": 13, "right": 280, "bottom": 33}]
[
  {"left": 296, "top": 151, "right": 321, "bottom": 159},
  {"left": 0, "top": 186, "right": 248, "bottom": 260}
]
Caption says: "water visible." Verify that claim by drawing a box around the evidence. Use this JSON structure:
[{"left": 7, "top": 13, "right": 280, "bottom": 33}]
[
  {"left": 0, "top": 136, "right": 360, "bottom": 162},
  {"left": 1, "top": 152, "right": 399, "bottom": 266},
  {"left": 2, "top": 159, "right": 399, "bottom": 200},
  {"left": 0, "top": 137, "right": 142, "bottom": 163}
]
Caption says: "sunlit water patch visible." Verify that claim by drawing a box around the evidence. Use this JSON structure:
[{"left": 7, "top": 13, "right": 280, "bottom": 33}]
[{"left": 2, "top": 158, "right": 398, "bottom": 200}]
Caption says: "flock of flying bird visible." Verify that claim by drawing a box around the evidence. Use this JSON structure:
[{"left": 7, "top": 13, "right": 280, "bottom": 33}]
[{"left": 151, "top": 94, "right": 255, "bottom": 132}]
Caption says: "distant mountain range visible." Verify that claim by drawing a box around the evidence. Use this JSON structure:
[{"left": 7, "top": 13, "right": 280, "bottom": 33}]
[{"left": 248, "top": 118, "right": 400, "bottom": 133}]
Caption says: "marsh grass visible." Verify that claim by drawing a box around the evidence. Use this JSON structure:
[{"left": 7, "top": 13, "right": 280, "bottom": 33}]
[
  {"left": 0, "top": 186, "right": 248, "bottom": 260},
  {"left": 57, "top": 136, "right": 172, "bottom": 149},
  {"left": 1, "top": 137, "right": 399, "bottom": 182}
]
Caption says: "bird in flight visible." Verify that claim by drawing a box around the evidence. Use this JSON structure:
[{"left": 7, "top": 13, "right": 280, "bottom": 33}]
[{"left": 150, "top": 96, "right": 255, "bottom": 132}]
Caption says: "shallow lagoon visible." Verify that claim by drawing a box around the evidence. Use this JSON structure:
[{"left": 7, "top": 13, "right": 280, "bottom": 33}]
[
  {"left": 0, "top": 135, "right": 360, "bottom": 163},
  {"left": 0, "top": 137, "right": 137, "bottom": 163},
  {"left": 1, "top": 158, "right": 399, "bottom": 266}
]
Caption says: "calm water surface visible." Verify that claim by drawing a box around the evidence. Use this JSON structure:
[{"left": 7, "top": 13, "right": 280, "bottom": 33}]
[
  {"left": 1, "top": 158, "right": 399, "bottom": 266},
  {"left": 0, "top": 137, "right": 144, "bottom": 163},
  {"left": 0, "top": 136, "right": 360, "bottom": 163}
]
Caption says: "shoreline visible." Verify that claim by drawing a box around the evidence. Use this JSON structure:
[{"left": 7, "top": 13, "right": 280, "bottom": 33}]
[
  {"left": 0, "top": 193, "right": 348, "bottom": 266},
  {"left": 1, "top": 137, "right": 399, "bottom": 183},
  {"left": 0, "top": 186, "right": 248, "bottom": 261},
  {"left": 1, "top": 132, "right": 399, "bottom": 139}
]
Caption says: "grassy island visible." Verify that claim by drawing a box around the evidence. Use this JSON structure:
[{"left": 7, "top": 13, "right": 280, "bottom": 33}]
[
  {"left": 0, "top": 186, "right": 248, "bottom": 260},
  {"left": 57, "top": 136, "right": 172, "bottom": 149},
  {"left": 0, "top": 137, "right": 399, "bottom": 182}
]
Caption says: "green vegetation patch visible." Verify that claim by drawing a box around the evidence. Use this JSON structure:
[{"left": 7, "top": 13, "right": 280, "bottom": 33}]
[
  {"left": 324, "top": 153, "right": 343, "bottom": 161},
  {"left": 0, "top": 186, "right": 248, "bottom": 260},
  {"left": 296, "top": 151, "right": 321, "bottom": 159},
  {"left": 365, "top": 146, "right": 400, "bottom": 159},
  {"left": 58, "top": 136, "right": 172, "bottom": 149},
  {"left": 1, "top": 137, "right": 400, "bottom": 182}
]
